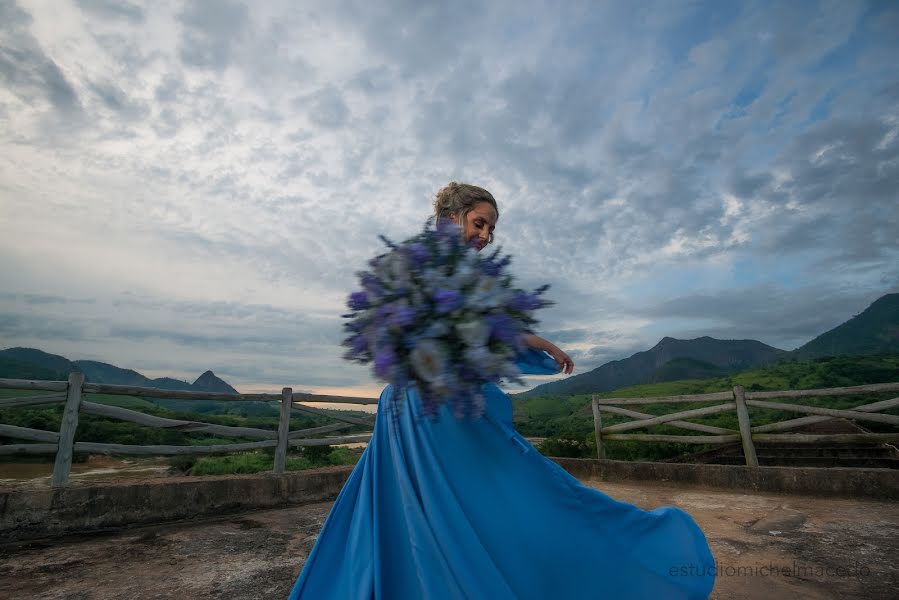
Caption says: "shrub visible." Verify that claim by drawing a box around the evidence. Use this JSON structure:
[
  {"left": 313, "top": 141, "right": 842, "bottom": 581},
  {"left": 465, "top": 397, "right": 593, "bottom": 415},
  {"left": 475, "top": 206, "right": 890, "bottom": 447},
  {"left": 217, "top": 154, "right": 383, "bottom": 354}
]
[
  {"left": 327, "top": 447, "right": 359, "bottom": 465},
  {"left": 302, "top": 445, "right": 333, "bottom": 462},
  {"left": 537, "top": 437, "right": 591, "bottom": 458}
]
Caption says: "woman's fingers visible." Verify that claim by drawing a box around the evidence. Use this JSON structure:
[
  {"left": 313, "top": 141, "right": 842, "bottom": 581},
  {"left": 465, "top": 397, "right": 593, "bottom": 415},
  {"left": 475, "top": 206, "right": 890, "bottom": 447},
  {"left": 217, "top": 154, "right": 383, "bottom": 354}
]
[{"left": 553, "top": 350, "right": 574, "bottom": 374}]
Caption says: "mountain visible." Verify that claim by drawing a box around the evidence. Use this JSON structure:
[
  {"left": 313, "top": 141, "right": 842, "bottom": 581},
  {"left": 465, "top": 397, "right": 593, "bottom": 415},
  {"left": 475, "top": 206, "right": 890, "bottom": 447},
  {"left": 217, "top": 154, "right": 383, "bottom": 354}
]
[
  {"left": 74, "top": 360, "right": 160, "bottom": 387},
  {"left": 192, "top": 370, "right": 238, "bottom": 394},
  {"left": 518, "top": 336, "right": 787, "bottom": 398},
  {"left": 0, "top": 356, "right": 65, "bottom": 381},
  {"left": 520, "top": 293, "right": 899, "bottom": 398},
  {"left": 649, "top": 357, "right": 733, "bottom": 383},
  {"left": 72, "top": 360, "right": 206, "bottom": 391},
  {"left": 793, "top": 294, "right": 899, "bottom": 359},
  {"left": 152, "top": 377, "right": 205, "bottom": 391},
  {"left": 0, "top": 348, "right": 76, "bottom": 377},
  {"left": 0, "top": 347, "right": 237, "bottom": 393}
]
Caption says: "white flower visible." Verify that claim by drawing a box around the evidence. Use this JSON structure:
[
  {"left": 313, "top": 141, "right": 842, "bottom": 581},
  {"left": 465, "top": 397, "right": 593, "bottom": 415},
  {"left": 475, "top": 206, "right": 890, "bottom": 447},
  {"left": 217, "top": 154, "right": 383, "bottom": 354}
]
[
  {"left": 421, "top": 269, "right": 443, "bottom": 295},
  {"left": 449, "top": 262, "right": 477, "bottom": 288},
  {"left": 423, "top": 322, "right": 450, "bottom": 339},
  {"left": 455, "top": 319, "right": 489, "bottom": 348},
  {"left": 467, "top": 276, "right": 509, "bottom": 309},
  {"left": 410, "top": 340, "right": 448, "bottom": 383},
  {"left": 373, "top": 252, "right": 405, "bottom": 284},
  {"left": 464, "top": 346, "right": 493, "bottom": 368},
  {"left": 382, "top": 253, "right": 410, "bottom": 288},
  {"left": 464, "top": 346, "right": 516, "bottom": 376},
  {"left": 431, "top": 372, "right": 457, "bottom": 395},
  {"left": 410, "top": 289, "right": 424, "bottom": 307}
]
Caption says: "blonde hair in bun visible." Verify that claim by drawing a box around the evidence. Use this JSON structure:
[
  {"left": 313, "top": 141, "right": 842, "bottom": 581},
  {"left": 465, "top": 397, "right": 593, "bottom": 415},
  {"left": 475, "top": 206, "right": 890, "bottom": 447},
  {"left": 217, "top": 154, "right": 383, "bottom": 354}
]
[{"left": 432, "top": 182, "right": 499, "bottom": 245}]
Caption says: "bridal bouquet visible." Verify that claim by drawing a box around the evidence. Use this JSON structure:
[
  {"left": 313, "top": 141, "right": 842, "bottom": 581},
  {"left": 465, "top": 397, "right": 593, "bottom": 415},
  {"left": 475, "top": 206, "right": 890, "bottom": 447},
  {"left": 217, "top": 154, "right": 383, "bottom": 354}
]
[{"left": 342, "top": 219, "right": 552, "bottom": 419}]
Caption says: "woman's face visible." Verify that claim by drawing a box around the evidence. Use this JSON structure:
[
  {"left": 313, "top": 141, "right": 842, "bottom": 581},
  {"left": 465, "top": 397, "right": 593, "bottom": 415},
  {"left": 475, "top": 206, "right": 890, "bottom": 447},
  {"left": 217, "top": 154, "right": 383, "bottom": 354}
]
[{"left": 452, "top": 201, "right": 497, "bottom": 252}]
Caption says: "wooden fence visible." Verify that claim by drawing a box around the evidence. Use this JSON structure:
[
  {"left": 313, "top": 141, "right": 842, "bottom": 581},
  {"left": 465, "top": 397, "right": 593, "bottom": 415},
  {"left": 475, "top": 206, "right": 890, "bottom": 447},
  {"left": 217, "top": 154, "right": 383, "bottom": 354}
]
[
  {"left": 591, "top": 382, "right": 899, "bottom": 465},
  {"left": 0, "top": 373, "right": 378, "bottom": 485}
]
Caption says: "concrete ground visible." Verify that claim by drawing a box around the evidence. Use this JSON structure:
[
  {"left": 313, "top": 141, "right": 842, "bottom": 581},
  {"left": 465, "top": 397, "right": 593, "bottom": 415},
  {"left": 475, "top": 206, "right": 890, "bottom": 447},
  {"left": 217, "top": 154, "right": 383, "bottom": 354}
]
[{"left": 1, "top": 479, "right": 896, "bottom": 600}]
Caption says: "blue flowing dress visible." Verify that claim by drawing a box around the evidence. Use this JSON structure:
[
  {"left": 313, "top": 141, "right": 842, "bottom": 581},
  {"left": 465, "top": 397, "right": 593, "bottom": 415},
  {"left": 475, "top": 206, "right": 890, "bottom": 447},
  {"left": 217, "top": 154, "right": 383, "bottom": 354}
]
[{"left": 289, "top": 350, "right": 716, "bottom": 599}]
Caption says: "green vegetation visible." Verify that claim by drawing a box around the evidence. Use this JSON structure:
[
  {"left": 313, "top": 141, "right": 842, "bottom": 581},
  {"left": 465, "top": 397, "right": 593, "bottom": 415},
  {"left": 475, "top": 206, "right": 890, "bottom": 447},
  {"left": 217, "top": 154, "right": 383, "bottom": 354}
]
[
  {"left": 520, "top": 355, "right": 899, "bottom": 461},
  {"left": 794, "top": 293, "right": 899, "bottom": 359},
  {"left": 0, "top": 389, "right": 369, "bottom": 460},
  {"left": 174, "top": 445, "right": 360, "bottom": 476},
  {"left": 0, "top": 356, "right": 65, "bottom": 381},
  {"left": 1, "top": 388, "right": 368, "bottom": 475},
  {"left": 3, "top": 354, "right": 897, "bottom": 470},
  {"left": 649, "top": 357, "right": 732, "bottom": 383}
]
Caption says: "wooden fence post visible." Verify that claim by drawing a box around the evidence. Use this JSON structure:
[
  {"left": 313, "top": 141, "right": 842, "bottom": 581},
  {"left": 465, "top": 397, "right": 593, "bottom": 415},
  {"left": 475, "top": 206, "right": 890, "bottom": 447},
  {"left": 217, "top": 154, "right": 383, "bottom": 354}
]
[
  {"left": 273, "top": 387, "right": 292, "bottom": 474},
  {"left": 733, "top": 385, "right": 759, "bottom": 467},
  {"left": 591, "top": 396, "right": 606, "bottom": 460},
  {"left": 51, "top": 371, "right": 85, "bottom": 486}
]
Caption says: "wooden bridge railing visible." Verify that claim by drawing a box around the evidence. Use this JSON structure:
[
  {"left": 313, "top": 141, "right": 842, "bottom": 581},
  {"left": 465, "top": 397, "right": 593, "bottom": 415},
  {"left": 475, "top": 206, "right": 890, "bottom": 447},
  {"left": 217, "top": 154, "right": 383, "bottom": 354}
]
[
  {"left": 591, "top": 382, "right": 899, "bottom": 466},
  {"left": 0, "top": 374, "right": 378, "bottom": 485}
]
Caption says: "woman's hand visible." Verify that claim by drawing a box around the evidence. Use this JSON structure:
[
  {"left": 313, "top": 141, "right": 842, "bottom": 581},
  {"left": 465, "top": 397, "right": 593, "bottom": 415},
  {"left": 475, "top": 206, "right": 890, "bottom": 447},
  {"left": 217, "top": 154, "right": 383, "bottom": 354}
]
[{"left": 521, "top": 334, "right": 574, "bottom": 375}]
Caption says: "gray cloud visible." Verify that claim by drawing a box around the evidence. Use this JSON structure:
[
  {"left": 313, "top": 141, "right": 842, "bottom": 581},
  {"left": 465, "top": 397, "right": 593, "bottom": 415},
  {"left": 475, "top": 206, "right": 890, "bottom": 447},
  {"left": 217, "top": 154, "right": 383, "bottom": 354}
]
[
  {"left": 301, "top": 86, "right": 350, "bottom": 129},
  {"left": 1, "top": 1, "right": 896, "bottom": 393},
  {"left": 178, "top": 0, "right": 248, "bottom": 70},
  {"left": 638, "top": 283, "right": 896, "bottom": 351},
  {"left": 740, "top": 116, "right": 899, "bottom": 269},
  {"left": 0, "top": 313, "right": 93, "bottom": 343},
  {"left": 0, "top": 1, "right": 81, "bottom": 114},
  {"left": 88, "top": 79, "right": 145, "bottom": 117},
  {"left": 75, "top": 0, "right": 144, "bottom": 22}
]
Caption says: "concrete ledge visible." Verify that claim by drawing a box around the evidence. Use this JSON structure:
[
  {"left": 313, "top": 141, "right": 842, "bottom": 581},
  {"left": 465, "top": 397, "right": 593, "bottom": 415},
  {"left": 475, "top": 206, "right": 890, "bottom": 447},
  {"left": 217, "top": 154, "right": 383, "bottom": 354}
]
[
  {"left": 0, "top": 466, "right": 354, "bottom": 543},
  {"left": 551, "top": 458, "right": 899, "bottom": 500},
  {"left": 4, "top": 460, "right": 897, "bottom": 543}
]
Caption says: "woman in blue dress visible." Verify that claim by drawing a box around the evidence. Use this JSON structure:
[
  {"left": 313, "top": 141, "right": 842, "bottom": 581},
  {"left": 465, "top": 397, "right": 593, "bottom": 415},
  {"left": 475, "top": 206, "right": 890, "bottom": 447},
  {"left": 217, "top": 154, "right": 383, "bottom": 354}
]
[{"left": 289, "top": 183, "right": 716, "bottom": 599}]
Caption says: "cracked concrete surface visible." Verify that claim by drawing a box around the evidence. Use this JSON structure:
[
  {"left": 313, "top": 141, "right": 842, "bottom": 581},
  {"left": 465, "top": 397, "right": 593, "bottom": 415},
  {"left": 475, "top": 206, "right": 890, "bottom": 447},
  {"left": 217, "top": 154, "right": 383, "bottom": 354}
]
[{"left": 1, "top": 480, "right": 896, "bottom": 599}]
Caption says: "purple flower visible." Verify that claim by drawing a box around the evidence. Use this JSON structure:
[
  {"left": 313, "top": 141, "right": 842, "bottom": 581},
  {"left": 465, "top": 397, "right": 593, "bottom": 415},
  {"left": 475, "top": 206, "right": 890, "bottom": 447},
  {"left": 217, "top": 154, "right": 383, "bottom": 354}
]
[
  {"left": 377, "top": 304, "right": 393, "bottom": 320},
  {"left": 349, "top": 335, "right": 368, "bottom": 355},
  {"left": 434, "top": 289, "right": 462, "bottom": 314},
  {"left": 340, "top": 218, "right": 553, "bottom": 420},
  {"left": 360, "top": 273, "right": 384, "bottom": 297},
  {"left": 348, "top": 291, "right": 370, "bottom": 310},
  {"left": 459, "top": 364, "right": 480, "bottom": 381},
  {"left": 344, "top": 319, "right": 366, "bottom": 334},
  {"left": 374, "top": 347, "right": 397, "bottom": 378},
  {"left": 482, "top": 255, "right": 511, "bottom": 277},
  {"left": 510, "top": 291, "right": 541, "bottom": 311},
  {"left": 486, "top": 313, "right": 520, "bottom": 344},
  {"left": 407, "top": 242, "right": 429, "bottom": 267},
  {"left": 435, "top": 218, "right": 460, "bottom": 240},
  {"left": 389, "top": 303, "right": 417, "bottom": 328}
]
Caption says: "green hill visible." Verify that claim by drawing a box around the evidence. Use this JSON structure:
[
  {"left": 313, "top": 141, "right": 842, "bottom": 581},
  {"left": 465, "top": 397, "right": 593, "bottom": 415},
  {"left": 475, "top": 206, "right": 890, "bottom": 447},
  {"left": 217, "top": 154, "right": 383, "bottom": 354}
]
[
  {"left": 75, "top": 360, "right": 161, "bottom": 387},
  {"left": 0, "top": 348, "right": 75, "bottom": 377},
  {"left": 519, "top": 336, "right": 786, "bottom": 398},
  {"left": 0, "top": 357, "right": 65, "bottom": 381},
  {"left": 650, "top": 358, "right": 732, "bottom": 383},
  {"left": 513, "top": 355, "right": 899, "bottom": 460},
  {"left": 519, "top": 292, "right": 898, "bottom": 398},
  {"left": 794, "top": 293, "right": 899, "bottom": 359},
  {"left": 0, "top": 348, "right": 239, "bottom": 396}
]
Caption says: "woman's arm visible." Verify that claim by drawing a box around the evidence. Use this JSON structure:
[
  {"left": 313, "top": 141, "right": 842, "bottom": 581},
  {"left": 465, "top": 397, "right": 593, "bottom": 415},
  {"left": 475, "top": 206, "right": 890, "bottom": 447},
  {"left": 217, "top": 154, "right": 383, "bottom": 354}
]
[{"left": 521, "top": 333, "right": 574, "bottom": 375}]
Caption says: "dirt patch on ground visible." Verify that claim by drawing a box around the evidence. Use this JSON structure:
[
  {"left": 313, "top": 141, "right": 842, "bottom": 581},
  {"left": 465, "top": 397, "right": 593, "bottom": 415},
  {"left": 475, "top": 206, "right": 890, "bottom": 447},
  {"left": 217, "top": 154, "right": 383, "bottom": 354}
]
[
  {"left": 1, "top": 480, "right": 896, "bottom": 599},
  {"left": 616, "top": 484, "right": 899, "bottom": 599}
]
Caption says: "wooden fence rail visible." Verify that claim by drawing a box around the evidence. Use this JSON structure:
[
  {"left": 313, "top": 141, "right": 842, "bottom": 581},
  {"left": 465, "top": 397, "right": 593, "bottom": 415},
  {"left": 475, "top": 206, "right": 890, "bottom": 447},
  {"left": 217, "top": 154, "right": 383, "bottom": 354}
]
[
  {"left": 0, "top": 376, "right": 378, "bottom": 485},
  {"left": 592, "top": 382, "right": 899, "bottom": 465}
]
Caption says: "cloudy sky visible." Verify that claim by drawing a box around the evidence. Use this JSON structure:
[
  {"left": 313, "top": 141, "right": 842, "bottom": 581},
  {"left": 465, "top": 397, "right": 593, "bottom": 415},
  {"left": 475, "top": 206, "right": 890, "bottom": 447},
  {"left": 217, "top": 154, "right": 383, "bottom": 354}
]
[{"left": 1, "top": 0, "right": 897, "bottom": 398}]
